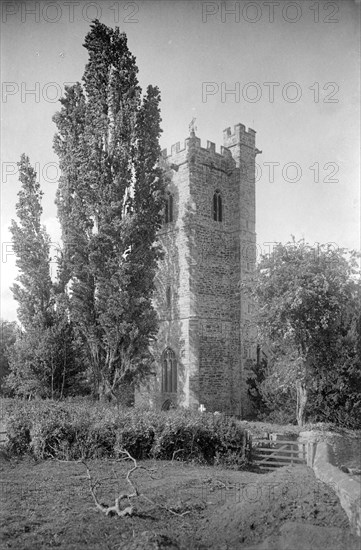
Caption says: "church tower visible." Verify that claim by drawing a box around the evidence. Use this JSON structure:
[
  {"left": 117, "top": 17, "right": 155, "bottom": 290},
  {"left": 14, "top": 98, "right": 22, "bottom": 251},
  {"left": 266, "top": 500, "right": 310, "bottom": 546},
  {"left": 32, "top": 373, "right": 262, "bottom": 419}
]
[{"left": 137, "top": 122, "right": 259, "bottom": 416}]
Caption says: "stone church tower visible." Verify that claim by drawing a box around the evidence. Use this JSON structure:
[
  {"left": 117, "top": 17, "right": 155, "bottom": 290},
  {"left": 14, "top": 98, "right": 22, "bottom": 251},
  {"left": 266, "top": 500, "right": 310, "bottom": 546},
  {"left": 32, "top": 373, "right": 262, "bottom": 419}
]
[{"left": 138, "top": 122, "right": 259, "bottom": 416}]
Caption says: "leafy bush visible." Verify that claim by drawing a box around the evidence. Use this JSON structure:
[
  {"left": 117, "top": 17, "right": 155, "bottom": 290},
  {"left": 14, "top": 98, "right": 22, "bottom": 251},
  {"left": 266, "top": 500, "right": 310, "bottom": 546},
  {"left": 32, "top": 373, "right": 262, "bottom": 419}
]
[
  {"left": 29, "top": 402, "right": 120, "bottom": 460},
  {"left": 150, "top": 410, "right": 245, "bottom": 464},
  {"left": 3, "top": 399, "right": 246, "bottom": 465},
  {"left": 211, "top": 414, "right": 247, "bottom": 465},
  {"left": 31, "top": 415, "right": 73, "bottom": 459},
  {"left": 114, "top": 412, "right": 156, "bottom": 459},
  {"left": 152, "top": 410, "right": 213, "bottom": 461},
  {"left": 6, "top": 405, "right": 32, "bottom": 455},
  {"left": 257, "top": 408, "right": 297, "bottom": 425}
]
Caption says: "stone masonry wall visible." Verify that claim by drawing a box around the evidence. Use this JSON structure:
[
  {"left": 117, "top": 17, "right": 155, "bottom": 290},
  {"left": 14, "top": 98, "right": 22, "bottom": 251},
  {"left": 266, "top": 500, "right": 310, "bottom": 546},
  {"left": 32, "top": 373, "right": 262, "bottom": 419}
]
[
  {"left": 223, "top": 124, "right": 257, "bottom": 416},
  {"left": 137, "top": 124, "right": 258, "bottom": 416}
]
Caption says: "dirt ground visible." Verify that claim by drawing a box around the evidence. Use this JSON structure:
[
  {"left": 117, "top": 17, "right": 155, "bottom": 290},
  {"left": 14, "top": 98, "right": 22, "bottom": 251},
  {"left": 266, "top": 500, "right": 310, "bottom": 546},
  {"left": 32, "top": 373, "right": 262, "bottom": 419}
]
[{"left": 0, "top": 453, "right": 360, "bottom": 550}]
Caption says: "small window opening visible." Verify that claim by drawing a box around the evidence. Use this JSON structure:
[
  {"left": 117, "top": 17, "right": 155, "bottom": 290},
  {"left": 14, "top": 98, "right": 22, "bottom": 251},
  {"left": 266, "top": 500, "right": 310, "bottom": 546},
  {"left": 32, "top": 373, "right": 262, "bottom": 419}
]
[
  {"left": 166, "top": 286, "right": 171, "bottom": 308},
  {"left": 164, "top": 192, "right": 173, "bottom": 223},
  {"left": 213, "top": 190, "right": 222, "bottom": 222}
]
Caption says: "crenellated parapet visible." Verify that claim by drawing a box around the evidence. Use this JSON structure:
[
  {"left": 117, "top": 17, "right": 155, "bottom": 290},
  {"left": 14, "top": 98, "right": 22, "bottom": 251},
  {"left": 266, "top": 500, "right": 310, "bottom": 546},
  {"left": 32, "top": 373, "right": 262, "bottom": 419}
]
[
  {"left": 161, "top": 123, "right": 256, "bottom": 168},
  {"left": 161, "top": 134, "right": 234, "bottom": 165},
  {"left": 223, "top": 123, "right": 256, "bottom": 149}
]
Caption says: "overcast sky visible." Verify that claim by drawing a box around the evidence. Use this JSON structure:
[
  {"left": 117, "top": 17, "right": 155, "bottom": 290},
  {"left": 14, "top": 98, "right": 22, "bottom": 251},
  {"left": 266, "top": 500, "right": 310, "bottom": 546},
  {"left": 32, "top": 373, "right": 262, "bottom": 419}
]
[{"left": 1, "top": 0, "right": 360, "bottom": 322}]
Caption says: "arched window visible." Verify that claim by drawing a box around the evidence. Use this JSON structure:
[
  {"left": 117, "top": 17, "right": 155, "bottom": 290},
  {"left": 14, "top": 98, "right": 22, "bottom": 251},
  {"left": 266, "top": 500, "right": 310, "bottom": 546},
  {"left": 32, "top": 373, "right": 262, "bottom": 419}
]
[
  {"left": 213, "top": 190, "right": 222, "bottom": 222},
  {"left": 164, "top": 192, "right": 174, "bottom": 223},
  {"left": 161, "top": 348, "right": 177, "bottom": 393}
]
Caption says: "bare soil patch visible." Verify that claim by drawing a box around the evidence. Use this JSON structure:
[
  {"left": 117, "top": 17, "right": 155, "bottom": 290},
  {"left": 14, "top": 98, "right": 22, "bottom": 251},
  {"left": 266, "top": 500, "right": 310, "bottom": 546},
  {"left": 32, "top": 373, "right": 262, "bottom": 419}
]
[{"left": 0, "top": 457, "right": 359, "bottom": 549}]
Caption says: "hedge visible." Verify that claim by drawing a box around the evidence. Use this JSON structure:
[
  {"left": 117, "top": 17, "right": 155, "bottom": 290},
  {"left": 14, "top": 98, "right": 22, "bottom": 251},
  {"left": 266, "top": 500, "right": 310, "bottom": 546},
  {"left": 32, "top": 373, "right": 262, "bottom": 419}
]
[{"left": 3, "top": 399, "right": 245, "bottom": 465}]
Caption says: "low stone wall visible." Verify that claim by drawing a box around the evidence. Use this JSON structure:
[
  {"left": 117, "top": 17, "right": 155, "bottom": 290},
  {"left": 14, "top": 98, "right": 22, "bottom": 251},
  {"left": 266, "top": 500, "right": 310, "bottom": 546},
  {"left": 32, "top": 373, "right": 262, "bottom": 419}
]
[{"left": 311, "top": 440, "right": 361, "bottom": 536}]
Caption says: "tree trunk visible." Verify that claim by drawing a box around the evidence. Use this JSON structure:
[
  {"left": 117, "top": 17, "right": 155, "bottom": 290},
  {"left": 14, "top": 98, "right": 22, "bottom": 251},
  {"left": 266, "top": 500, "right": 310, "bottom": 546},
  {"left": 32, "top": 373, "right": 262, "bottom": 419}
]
[
  {"left": 51, "top": 356, "right": 54, "bottom": 400},
  {"left": 296, "top": 380, "right": 307, "bottom": 426},
  {"left": 98, "top": 375, "right": 116, "bottom": 403},
  {"left": 60, "top": 342, "right": 66, "bottom": 400}
]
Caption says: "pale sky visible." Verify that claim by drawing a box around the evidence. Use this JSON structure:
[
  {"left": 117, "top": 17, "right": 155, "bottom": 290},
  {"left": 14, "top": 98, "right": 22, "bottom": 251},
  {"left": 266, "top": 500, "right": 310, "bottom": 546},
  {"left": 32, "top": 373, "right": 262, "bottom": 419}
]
[{"left": 1, "top": 0, "right": 360, "bottom": 322}]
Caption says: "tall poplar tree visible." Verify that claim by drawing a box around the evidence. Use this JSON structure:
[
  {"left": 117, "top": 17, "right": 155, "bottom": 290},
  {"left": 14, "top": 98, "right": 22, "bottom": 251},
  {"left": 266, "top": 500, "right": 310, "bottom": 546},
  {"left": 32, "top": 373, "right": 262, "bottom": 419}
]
[
  {"left": 54, "top": 20, "right": 165, "bottom": 400},
  {"left": 8, "top": 155, "right": 53, "bottom": 396},
  {"left": 7, "top": 155, "right": 83, "bottom": 398},
  {"left": 10, "top": 155, "right": 53, "bottom": 331}
]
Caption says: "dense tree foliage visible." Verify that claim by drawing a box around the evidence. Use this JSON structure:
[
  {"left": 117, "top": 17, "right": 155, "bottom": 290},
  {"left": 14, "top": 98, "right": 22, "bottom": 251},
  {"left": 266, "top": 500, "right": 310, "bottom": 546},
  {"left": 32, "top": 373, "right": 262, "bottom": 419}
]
[
  {"left": 244, "top": 239, "right": 361, "bottom": 427},
  {"left": 309, "top": 279, "right": 361, "bottom": 428},
  {"left": 0, "top": 320, "right": 18, "bottom": 393},
  {"left": 6, "top": 157, "right": 85, "bottom": 398},
  {"left": 53, "top": 20, "right": 165, "bottom": 401},
  {"left": 6, "top": 22, "right": 165, "bottom": 402},
  {"left": 9, "top": 155, "right": 53, "bottom": 332},
  {"left": 7, "top": 155, "right": 53, "bottom": 397}
]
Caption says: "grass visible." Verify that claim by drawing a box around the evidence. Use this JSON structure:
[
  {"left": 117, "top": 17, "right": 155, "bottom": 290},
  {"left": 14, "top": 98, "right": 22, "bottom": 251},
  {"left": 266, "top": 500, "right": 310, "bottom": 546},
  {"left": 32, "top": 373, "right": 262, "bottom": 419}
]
[
  {"left": 1, "top": 399, "right": 360, "bottom": 548},
  {"left": 0, "top": 457, "right": 238, "bottom": 549},
  {"left": 1, "top": 455, "right": 359, "bottom": 549}
]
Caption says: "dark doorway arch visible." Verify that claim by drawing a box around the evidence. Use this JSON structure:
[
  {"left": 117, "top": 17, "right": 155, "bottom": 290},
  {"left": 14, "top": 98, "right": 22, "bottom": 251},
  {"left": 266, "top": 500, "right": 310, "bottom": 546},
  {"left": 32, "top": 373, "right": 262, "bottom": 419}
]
[{"left": 161, "top": 398, "right": 175, "bottom": 411}]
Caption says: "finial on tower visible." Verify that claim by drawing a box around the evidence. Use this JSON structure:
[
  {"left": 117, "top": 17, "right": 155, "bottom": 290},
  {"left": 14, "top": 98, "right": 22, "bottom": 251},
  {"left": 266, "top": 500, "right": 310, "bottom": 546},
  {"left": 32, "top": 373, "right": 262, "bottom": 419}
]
[{"left": 189, "top": 117, "right": 197, "bottom": 137}]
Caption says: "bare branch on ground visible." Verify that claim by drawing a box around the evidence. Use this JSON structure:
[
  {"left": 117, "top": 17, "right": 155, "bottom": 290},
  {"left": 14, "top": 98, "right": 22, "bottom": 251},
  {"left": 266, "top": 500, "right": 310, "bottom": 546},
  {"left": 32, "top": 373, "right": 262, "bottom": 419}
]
[{"left": 82, "top": 449, "right": 192, "bottom": 518}]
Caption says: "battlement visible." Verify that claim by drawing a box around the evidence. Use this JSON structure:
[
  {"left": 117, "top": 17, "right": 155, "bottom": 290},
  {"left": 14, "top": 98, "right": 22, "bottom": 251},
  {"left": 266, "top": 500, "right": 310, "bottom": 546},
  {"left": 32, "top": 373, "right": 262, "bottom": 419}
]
[
  {"left": 161, "top": 123, "right": 255, "bottom": 163},
  {"left": 223, "top": 123, "right": 256, "bottom": 148},
  {"left": 161, "top": 135, "right": 233, "bottom": 163}
]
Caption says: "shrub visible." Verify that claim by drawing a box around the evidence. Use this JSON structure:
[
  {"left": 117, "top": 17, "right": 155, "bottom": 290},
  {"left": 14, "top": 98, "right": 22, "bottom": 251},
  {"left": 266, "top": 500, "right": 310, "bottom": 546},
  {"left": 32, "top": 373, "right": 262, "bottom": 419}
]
[
  {"left": 258, "top": 408, "right": 297, "bottom": 425},
  {"left": 152, "top": 410, "right": 245, "bottom": 465},
  {"left": 31, "top": 417, "right": 73, "bottom": 459},
  {"left": 115, "top": 412, "right": 156, "bottom": 459},
  {"left": 4, "top": 400, "right": 246, "bottom": 465},
  {"left": 152, "top": 411, "right": 207, "bottom": 461},
  {"left": 29, "top": 403, "right": 120, "bottom": 460},
  {"left": 6, "top": 406, "right": 32, "bottom": 455},
  {"left": 211, "top": 414, "right": 246, "bottom": 465},
  {"left": 64, "top": 417, "right": 117, "bottom": 460}
]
